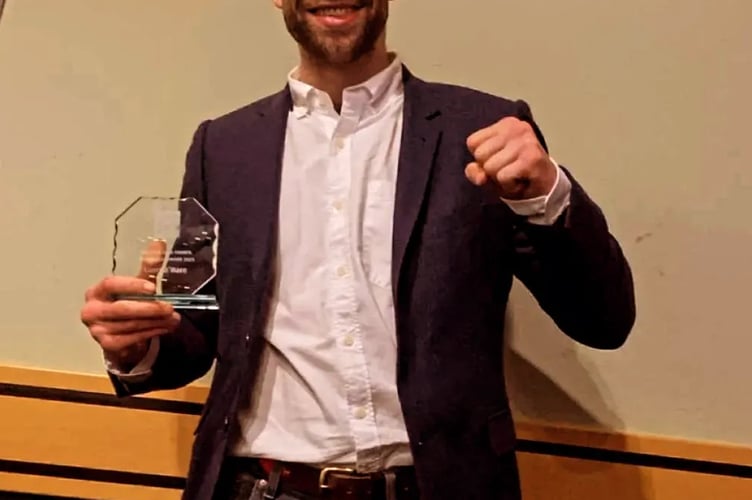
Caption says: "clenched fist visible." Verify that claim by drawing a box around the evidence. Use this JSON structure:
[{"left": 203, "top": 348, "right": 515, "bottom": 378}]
[{"left": 465, "top": 117, "right": 557, "bottom": 200}]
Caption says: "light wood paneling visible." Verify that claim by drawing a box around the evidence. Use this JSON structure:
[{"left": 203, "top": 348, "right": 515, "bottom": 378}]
[
  {"left": 0, "top": 365, "right": 209, "bottom": 404},
  {"left": 517, "top": 453, "right": 752, "bottom": 500},
  {"left": 0, "top": 396, "right": 198, "bottom": 477},
  {"left": 2, "top": 364, "right": 752, "bottom": 499},
  {"left": 0, "top": 472, "right": 181, "bottom": 500},
  {"left": 516, "top": 418, "right": 752, "bottom": 468}
]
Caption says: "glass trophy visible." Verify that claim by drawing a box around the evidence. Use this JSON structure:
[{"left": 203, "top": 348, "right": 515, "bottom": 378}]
[{"left": 112, "top": 196, "right": 219, "bottom": 310}]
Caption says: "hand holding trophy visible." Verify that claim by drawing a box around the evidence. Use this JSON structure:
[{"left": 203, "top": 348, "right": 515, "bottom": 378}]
[{"left": 80, "top": 197, "right": 219, "bottom": 370}]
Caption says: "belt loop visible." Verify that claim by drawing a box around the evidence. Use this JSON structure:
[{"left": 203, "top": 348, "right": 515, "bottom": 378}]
[
  {"left": 383, "top": 470, "right": 397, "bottom": 500},
  {"left": 262, "top": 463, "right": 283, "bottom": 500}
]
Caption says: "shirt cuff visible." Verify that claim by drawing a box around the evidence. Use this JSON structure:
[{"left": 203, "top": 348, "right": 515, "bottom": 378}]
[
  {"left": 501, "top": 158, "right": 572, "bottom": 226},
  {"left": 105, "top": 337, "right": 160, "bottom": 383}
]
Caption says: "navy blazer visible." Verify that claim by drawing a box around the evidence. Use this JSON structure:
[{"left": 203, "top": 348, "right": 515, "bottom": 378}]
[{"left": 114, "top": 67, "right": 635, "bottom": 500}]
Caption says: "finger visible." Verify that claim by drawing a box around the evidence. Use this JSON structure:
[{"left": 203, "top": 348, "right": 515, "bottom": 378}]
[
  {"left": 106, "top": 299, "right": 175, "bottom": 321},
  {"left": 480, "top": 139, "right": 523, "bottom": 179},
  {"left": 96, "top": 327, "right": 171, "bottom": 354},
  {"left": 471, "top": 134, "right": 509, "bottom": 164},
  {"left": 81, "top": 298, "right": 174, "bottom": 325},
  {"left": 92, "top": 314, "right": 180, "bottom": 336},
  {"left": 138, "top": 239, "right": 167, "bottom": 281},
  {"left": 466, "top": 126, "right": 497, "bottom": 153},
  {"left": 468, "top": 117, "right": 527, "bottom": 152},
  {"left": 87, "top": 275, "right": 156, "bottom": 301},
  {"left": 464, "top": 162, "right": 488, "bottom": 186}
]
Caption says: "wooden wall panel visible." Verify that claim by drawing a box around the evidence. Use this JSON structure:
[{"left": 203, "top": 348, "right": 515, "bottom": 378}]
[
  {"left": 0, "top": 472, "right": 181, "bottom": 500},
  {"left": 0, "top": 396, "right": 198, "bottom": 477},
  {"left": 2, "top": 365, "right": 752, "bottom": 499},
  {"left": 517, "top": 453, "right": 752, "bottom": 500}
]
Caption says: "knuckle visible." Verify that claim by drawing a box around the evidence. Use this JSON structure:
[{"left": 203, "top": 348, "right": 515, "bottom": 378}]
[
  {"left": 97, "top": 334, "right": 118, "bottom": 352},
  {"left": 80, "top": 302, "right": 99, "bottom": 325},
  {"left": 496, "top": 170, "right": 509, "bottom": 184},
  {"left": 89, "top": 324, "right": 107, "bottom": 339},
  {"left": 101, "top": 276, "right": 118, "bottom": 292},
  {"left": 79, "top": 307, "right": 91, "bottom": 325}
]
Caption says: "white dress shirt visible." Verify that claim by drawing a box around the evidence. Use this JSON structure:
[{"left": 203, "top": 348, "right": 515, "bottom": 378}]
[{"left": 110, "top": 55, "right": 571, "bottom": 473}]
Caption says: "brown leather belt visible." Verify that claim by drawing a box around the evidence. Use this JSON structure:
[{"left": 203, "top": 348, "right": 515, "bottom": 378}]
[{"left": 224, "top": 457, "right": 419, "bottom": 499}]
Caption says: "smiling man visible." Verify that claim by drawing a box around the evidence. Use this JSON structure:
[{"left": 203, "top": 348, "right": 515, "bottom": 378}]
[{"left": 80, "top": 1, "right": 635, "bottom": 499}]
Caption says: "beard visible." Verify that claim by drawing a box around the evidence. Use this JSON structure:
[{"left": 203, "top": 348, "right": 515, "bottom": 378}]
[{"left": 283, "top": 1, "right": 387, "bottom": 65}]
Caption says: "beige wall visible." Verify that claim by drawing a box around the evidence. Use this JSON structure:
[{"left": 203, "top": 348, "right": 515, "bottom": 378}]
[{"left": 0, "top": 0, "right": 750, "bottom": 447}]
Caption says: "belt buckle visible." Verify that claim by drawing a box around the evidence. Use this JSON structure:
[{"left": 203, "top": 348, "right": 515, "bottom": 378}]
[{"left": 318, "top": 466, "right": 356, "bottom": 492}]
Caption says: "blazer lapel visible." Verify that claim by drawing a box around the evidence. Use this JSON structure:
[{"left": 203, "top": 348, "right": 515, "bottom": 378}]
[
  {"left": 234, "top": 89, "right": 291, "bottom": 314},
  {"left": 392, "top": 68, "right": 443, "bottom": 297}
]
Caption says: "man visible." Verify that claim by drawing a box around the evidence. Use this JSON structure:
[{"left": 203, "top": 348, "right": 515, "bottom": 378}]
[{"left": 80, "top": 1, "right": 635, "bottom": 499}]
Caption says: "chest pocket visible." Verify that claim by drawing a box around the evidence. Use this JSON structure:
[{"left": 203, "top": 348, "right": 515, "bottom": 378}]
[{"left": 359, "top": 180, "right": 393, "bottom": 289}]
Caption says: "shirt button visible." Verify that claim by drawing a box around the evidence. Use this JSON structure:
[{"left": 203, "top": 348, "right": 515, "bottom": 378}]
[
  {"left": 333, "top": 199, "right": 344, "bottom": 212},
  {"left": 336, "top": 265, "right": 349, "bottom": 278},
  {"left": 343, "top": 335, "right": 355, "bottom": 347},
  {"left": 333, "top": 137, "right": 345, "bottom": 151},
  {"left": 354, "top": 407, "right": 367, "bottom": 419}
]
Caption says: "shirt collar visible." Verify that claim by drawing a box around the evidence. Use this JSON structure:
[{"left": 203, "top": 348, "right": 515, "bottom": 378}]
[{"left": 288, "top": 53, "right": 403, "bottom": 118}]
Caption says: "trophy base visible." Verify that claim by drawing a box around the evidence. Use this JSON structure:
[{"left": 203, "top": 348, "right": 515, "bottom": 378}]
[{"left": 114, "top": 294, "right": 219, "bottom": 310}]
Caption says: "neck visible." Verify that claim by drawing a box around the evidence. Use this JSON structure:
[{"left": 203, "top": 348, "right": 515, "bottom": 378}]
[{"left": 295, "top": 43, "right": 391, "bottom": 110}]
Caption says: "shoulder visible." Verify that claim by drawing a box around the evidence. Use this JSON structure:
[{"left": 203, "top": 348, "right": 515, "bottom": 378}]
[
  {"left": 412, "top": 76, "right": 532, "bottom": 122},
  {"left": 199, "top": 88, "right": 290, "bottom": 140},
  {"left": 405, "top": 72, "right": 545, "bottom": 148},
  {"left": 425, "top": 80, "right": 519, "bottom": 108}
]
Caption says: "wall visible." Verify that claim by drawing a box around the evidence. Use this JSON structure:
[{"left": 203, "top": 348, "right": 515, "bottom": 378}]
[
  {"left": 2, "top": 366, "right": 752, "bottom": 499},
  {"left": 0, "top": 0, "right": 751, "bottom": 483}
]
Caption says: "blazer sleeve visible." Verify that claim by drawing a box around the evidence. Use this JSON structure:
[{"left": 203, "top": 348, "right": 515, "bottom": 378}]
[
  {"left": 111, "top": 120, "right": 220, "bottom": 396},
  {"left": 511, "top": 102, "right": 636, "bottom": 349}
]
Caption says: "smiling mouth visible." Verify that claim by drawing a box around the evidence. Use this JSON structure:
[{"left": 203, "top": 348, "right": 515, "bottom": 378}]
[{"left": 306, "top": 3, "right": 366, "bottom": 15}]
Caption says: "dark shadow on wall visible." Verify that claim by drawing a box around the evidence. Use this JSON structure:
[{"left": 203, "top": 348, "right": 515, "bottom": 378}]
[{"left": 503, "top": 287, "right": 651, "bottom": 500}]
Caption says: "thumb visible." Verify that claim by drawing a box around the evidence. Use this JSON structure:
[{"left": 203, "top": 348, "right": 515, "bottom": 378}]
[{"left": 137, "top": 239, "right": 167, "bottom": 282}]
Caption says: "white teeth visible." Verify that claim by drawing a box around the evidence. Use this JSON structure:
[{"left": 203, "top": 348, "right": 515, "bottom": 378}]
[{"left": 316, "top": 7, "right": 356, "bottom": 16}]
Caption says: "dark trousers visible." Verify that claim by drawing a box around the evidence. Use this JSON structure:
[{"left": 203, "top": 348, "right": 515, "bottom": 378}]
[{"left": 213, "top": 458, "right": 315, "bottom": 500}]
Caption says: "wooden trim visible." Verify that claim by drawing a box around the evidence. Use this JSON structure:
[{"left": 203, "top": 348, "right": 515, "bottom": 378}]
[
  {"left": 0, "top": 472, "right": 181, "bottom": 500},
  {"left": 2, "top": 363, "right": 752, "bottom": 500},
  {"left": 515, "top": 418, "right": 752, "bottom": 468},
  {"left": 0, "top": 365, "right": 209, "bottom": 404},
  {"left": 515, "top": 453, "right": 752, "bottom": 500}
]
